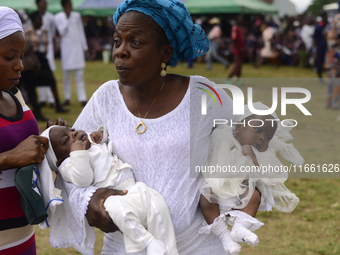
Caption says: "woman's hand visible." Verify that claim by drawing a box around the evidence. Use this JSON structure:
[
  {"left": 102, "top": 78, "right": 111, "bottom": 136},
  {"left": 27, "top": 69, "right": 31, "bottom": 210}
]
[
  {"left": 86, "top": 188, "right": 128, "bottom": 233},
  {"left": 0, "top": 135, "right": 49, "bottom": 170},
  {"left": 47, "top": 117, "right": 69, "bottom": 129}
]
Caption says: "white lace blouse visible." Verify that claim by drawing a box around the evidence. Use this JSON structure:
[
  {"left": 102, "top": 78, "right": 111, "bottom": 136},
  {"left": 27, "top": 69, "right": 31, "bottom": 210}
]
[{"left": 55, "top": 76, "right": 235, "bottom": 255}]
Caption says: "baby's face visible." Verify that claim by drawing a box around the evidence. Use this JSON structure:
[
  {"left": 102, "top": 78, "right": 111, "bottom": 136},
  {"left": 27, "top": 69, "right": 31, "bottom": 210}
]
[
  {"left": 235, "top": 115, "right": 277, "bottom": 152},
  {"left": 50, "top": 126, "right": 91, "bottom": 166}
]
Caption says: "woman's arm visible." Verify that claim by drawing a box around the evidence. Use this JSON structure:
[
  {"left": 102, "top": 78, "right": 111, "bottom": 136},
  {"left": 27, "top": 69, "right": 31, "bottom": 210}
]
[
  {"left": 240, "top": 189, "right": 261, "bottom": 217},
  {"left": 86, "top": 188, "right": 127, "bottom": 232},
  {"left": 0, "top": 135, "right": 48, "bottom": 171},
  {"left": 56, "top": 173, "right": 127, "bottom": 242}
]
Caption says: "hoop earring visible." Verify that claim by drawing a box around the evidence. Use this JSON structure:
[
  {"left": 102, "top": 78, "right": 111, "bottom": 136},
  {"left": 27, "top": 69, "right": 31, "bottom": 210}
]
[{"left": 160, "top": 63, "right": 167, "bottom": 77}]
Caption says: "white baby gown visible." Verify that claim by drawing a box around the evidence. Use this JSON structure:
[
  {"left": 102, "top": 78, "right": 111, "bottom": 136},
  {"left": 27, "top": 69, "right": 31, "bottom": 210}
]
[{"left": 200, "top": 124, "right": 302, "bottom": 213}]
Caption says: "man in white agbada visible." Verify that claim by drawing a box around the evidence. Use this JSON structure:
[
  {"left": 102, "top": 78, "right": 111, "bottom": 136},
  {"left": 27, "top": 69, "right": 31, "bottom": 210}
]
[
  {"left": 300, "top": 16, "right": 315, "bottom": 52},
  {"left": 36, "top": 0, "right": 56, "bottom": 106},
  {"left": 54, "top": 0, "right": 88, "bottom": 106}
]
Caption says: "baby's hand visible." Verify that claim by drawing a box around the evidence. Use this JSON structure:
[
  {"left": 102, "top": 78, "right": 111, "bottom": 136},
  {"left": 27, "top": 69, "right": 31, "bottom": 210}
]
[
  {"left": 71, "top": 140, "right": 87, "bottom": 151},
  {"left": 242, "top": 145, "right": 255, "bottom": 157},
  {"left": 242, "top": 145, "right": 259, "bottom": 166},
  {"left": 90, "top": 131, "right": 103, "bottom": 144}
]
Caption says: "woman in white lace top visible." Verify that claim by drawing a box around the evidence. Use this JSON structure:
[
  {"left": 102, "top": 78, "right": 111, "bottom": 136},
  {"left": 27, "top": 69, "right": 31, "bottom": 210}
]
[{"left": 48, "top": 0, "right": 262, "bottom": 254}]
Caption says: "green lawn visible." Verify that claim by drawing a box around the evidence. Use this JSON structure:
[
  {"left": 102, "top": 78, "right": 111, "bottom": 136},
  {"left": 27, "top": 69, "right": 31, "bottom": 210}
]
[{"left": 34, "top": 61, "right": 340, "bottom": 255}]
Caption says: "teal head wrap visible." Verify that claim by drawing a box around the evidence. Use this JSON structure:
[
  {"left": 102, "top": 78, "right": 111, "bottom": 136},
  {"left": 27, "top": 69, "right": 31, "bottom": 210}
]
[{"left": 113, "top": 0, "right": 209, "bottom": 66}]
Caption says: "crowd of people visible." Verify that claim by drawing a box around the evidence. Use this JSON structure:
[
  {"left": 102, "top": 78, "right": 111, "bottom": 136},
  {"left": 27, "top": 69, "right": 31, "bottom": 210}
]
[
  {"left": 79, "top": 12, "right": 332, "bottom": 69},
  {"left": 62, "top": 9, "right": 340, "bottom": 109},
  {"left": 195, "top": 11, "right": 340, "bottom": 108},
  {"left": 14, "top": 0, "right": 89, "bottom": 121},
  {"left": 9, "top": 1, "right": 340, "bottom": 114}
]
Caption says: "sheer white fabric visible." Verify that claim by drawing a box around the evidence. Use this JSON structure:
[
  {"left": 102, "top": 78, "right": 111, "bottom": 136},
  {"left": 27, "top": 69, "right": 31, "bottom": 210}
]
[
  {"left": 201, "top": 125, "right": 300, "bottom": 213},
  {"left": 57, "top": 76, "right": 234, "bottom": 254},
  {"left": 52, "top": 177, "right": 97, "bottom": 254}
]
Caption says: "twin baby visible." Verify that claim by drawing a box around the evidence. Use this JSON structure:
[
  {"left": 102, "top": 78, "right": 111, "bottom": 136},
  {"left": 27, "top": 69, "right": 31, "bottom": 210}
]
[{"left": 41, "top": 102, "right": 303, "bottom": 255}]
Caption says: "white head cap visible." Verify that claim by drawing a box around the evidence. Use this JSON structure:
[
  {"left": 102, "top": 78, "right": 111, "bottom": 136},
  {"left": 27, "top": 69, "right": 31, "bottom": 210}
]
[
  {"left": 40, "top": 126, "right": 59, "bottom": 172},
  {"left": 0, "top": 7, "right": 24, "bottom": 40}
]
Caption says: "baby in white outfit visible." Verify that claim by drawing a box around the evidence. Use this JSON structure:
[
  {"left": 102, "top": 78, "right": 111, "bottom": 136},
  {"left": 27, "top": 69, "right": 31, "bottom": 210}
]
[
  {"left": 41, "top": 125, "right": 178, "bottom": 255},
  {"left": 199, "top": 102, "right": 303, "bottom": 255}
]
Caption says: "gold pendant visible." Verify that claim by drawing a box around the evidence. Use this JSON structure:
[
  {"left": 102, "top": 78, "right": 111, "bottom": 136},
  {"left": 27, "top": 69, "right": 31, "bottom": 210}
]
[{"left": 136, "top": 120, "right": 146, "bottom": 134}]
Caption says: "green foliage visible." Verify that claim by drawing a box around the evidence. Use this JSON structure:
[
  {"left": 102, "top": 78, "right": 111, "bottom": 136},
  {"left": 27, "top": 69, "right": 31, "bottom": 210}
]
[{"left": 307, "top": 0, "right": 337, "bottom": 16}]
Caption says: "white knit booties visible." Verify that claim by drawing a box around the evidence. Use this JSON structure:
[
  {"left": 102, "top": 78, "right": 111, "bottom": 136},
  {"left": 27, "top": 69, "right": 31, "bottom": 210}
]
[
  {"left": 228, "top": 211, "right": 264, "bottom": 247},
  {"left": 210, "top": 215, "right": 242, "bottom": 255},
  {"left": 146, "top": 238, "right": 167, "bottom": 255}
]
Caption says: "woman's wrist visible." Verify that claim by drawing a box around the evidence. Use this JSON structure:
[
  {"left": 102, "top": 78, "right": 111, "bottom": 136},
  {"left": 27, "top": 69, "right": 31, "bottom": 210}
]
[{"left": 0, "top": 151, "right": 16, "bottom": 171}]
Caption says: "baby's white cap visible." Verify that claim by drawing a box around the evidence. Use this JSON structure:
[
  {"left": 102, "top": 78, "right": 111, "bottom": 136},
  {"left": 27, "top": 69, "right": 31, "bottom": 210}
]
[{"left": 40, "top": 126, "right": 59, "bottom": 171}]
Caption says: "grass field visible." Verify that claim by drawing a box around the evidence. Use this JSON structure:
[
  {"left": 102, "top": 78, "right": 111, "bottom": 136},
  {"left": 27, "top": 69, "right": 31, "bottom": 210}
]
[{"left": 34, "top": 60, "right": 340, "bottom": 255}]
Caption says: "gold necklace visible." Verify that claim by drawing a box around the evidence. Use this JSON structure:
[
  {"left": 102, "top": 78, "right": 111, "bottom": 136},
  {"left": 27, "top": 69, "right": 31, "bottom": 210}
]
[{"left": 133, "top": 82, "right": 165, "bottom": 134}]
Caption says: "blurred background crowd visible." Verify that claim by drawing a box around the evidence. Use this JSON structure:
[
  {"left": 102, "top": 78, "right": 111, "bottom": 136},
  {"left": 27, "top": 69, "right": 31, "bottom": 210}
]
[
  {"left": 8, "top": 0, "right": 340, "bottom": 119},
  {"left": 15, "top": 1, "right": 340, "bottom": 68},
  {"left": 49, "top": 12, "right": 333, "bottom": 69}
]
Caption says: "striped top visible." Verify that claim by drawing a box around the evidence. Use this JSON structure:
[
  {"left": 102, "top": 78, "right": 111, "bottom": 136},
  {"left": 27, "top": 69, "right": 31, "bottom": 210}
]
[{"left": 0, "top": 87, "right": 39, "bottom": 255}]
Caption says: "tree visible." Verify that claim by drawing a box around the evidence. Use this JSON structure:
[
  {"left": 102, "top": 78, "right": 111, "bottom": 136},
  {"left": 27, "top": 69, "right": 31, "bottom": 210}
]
[{"left": 307, "top": 0, "right": 336, "bottom": 16}]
